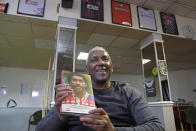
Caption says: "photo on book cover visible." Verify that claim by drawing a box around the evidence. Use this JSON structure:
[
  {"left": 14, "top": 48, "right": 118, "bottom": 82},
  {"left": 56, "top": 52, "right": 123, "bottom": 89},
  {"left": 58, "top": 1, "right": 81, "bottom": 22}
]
[{"left": 60, "top": 70, "right": 96, "bottom": 115}]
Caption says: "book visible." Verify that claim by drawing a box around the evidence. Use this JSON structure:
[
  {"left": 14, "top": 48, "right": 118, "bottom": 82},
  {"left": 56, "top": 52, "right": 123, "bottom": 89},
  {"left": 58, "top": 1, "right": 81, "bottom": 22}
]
[{"left": 60, "top": 70, "right": 96, "bottom": 116}]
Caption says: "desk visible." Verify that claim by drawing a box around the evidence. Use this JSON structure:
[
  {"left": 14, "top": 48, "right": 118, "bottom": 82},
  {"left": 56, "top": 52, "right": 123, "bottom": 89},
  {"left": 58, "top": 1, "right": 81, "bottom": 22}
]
[{"left": 0, "top": 107, "right": 41, "bottom": 131}]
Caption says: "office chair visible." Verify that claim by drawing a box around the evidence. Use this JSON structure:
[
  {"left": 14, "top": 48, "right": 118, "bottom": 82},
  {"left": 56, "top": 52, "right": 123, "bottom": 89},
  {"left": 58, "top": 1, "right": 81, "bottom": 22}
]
[
  {"left": 184, "top": 107, "right": 196, "bottom": 131},
  {"left": 28, "top": 110, "right": 42, "bottom": 131}
]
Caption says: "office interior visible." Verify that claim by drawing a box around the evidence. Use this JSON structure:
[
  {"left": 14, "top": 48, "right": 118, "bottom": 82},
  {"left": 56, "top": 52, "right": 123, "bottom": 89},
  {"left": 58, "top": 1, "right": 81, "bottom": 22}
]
[{"left": 0, "top": 0, "right": 196, "bottom": 131}]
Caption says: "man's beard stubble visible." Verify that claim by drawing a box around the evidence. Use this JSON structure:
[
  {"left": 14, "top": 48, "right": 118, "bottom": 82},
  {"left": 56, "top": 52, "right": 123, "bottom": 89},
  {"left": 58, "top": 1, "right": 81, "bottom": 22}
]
[{"left": 93, "top": 74, "right": 111, "bottom": 85}]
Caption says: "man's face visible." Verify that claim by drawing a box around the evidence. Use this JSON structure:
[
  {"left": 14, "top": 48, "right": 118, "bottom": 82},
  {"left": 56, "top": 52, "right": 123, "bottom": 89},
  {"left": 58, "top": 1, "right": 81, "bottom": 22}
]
[
  {"left": 70, "top": 75, "right": 87, "bottom": 93},
  {"left": 86, "top": 50, "right": 113, "bottom": 83}
]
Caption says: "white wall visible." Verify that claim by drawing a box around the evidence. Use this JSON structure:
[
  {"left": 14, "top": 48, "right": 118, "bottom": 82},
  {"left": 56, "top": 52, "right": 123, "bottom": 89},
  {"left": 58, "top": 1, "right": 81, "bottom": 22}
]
[
  {"left": 111, "top": 74, "right": 144, "bottom": 94},
  {"left": 0, "top": 67, "right": 48, "bottom": 107},
  {"left": 3, "top": 0, "right": 196, "bottom": 39},
  {"left": 58, "top": 1, "right": 196, "bottom": 40},
  {"left": 176, "top": 15, "right": 196, "bottom": 40},
  {"left": 3, "top": 0, "right": 196, "bottom": 40},
  {"left": 111, "top": 68, "right": 196, "bottom": 103},
  {"left": 59, "top": 0, "right": 80, "bottom": 19},
  {"left": 168, "top": 69, "right": 196, "bottom": 102},
  {"left": 1, "top": 66, "right": 195, "bottom": 108},
  {"left": 0, "top": 67, "right": 144, "bottom": 108}
]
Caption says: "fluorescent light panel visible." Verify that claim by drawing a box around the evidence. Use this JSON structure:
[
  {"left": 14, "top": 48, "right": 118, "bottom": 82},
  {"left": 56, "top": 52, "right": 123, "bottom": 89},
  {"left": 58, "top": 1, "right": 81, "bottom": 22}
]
[
  {"left": 142, "top": 59, "right": 151, "bottom": 64},
  {"left": 32, "top": 91, "right": 39, "bottom": 97},
  {"left": 77, "top": 52, "right": 88, "bottom": 60}
]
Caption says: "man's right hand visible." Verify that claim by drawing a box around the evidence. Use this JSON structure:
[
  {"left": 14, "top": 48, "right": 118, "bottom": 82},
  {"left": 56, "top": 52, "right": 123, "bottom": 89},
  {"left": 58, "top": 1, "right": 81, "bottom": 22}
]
[{"left": 54, "top": 84, "right": 72, "bottom": 121}]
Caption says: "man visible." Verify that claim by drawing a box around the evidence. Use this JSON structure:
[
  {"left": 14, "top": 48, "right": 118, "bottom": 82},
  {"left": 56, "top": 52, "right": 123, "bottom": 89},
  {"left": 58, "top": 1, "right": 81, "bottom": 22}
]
[
  {"left": 63, "top": 73, "right": 95, "bottom": 106},
  {"left": 36, "top": 46, "right": 165, "bottom": 131}
]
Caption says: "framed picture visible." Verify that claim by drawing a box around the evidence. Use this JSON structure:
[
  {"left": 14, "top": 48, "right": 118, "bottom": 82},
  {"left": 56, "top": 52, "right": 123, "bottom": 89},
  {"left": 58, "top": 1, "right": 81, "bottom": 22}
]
[
  {"left": 145, "top": 78, "right": 156, "bottom": 97},
  {"left": 158, "top": 60, "right": 168, "bottom": 75},
  {"left": 0, "top": 3, "right": 9, "bottom": 13},
  {"left": 160, "top": 12, "right": 178, "bottom": 35},
  {"left": 111, "top": 0, "right": 132, "bottom": 26},
  {"left": 81, "top": 0, "right": 104, "bottom": 21},
  {"left": 17, "top": 0, "right": 45, "bottom": 17},
  {"left": 137, "top": 6, "right": 157, "bottom": 31}
]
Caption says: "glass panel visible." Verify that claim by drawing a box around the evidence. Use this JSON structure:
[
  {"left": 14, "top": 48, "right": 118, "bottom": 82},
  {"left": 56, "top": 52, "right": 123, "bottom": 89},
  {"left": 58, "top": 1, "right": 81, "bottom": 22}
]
[
  {"left": 155, "top": 42, "right": 170, "bottom": 101},
  {"left": 56, "top": 28, "right": 74, "bottom": 84},
  {"left": 156, "top": 42, "right": 164, "bottom": 60},
  {"left": 142, "top": 43, "right": 162, "bottom": 102},
  {"left": 0, "top": 14, "right": 57, "bottom": 131}
]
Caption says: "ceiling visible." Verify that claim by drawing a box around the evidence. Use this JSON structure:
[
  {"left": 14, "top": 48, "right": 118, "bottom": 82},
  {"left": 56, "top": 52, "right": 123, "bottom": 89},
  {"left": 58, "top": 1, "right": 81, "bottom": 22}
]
[
  {"left": 127, "top": 0, "right": 196, "bottom": 20},
  {"left": 0, "top": 14, "right": 57, "bottom": 70},
  {"left": 1, "top": 0, "right": 196, "bottom": 75},
  {"left": 75, "top": 20, "right": 149, "bottom": 74},
  {"left": 75, "top": 20, "right": 196, "bottom": 75}
]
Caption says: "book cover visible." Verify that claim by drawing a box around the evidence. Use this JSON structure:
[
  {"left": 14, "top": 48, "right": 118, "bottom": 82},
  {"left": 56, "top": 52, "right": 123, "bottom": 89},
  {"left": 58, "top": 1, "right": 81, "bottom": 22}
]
[{"left": 60, "top": 70, "right": 96, "bottom": 115}]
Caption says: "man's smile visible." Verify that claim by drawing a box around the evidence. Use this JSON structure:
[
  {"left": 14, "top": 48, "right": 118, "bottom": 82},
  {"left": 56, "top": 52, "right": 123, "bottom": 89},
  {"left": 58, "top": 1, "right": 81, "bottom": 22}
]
[{"left": 96, "top": 66, "right": 108, "bottom": 73}]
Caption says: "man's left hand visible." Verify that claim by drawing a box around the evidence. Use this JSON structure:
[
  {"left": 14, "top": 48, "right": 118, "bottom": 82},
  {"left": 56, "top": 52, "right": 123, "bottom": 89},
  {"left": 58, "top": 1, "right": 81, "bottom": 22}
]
[{"left": 80, "top": 108, "right": 114, "bottom": 131}]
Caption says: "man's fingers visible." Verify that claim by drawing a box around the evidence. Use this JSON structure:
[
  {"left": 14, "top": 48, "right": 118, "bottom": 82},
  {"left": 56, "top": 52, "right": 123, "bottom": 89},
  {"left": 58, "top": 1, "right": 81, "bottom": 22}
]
[
  {"left": 54, "top": 84, "right": 66, "bottom": 91},
  {"left": 56, "top": 91, "right": 72, "bottom": 98},
  {"left": 55, "top": 84, "right": 73, "bottom": 102},
  {"left": 82, "top": 122, "right": 105, "bottom": 130},
  {"left": 81, "top": 114, "right": 106, "bottom": 120},
  {"left": 55, "top": 86, "right": 72, "bottom": 92},
  {"left": 55, "top": 84, "right": 72, "bottom": 92},
  {"left": 57, "top": 93, "right": 68, "bottom": 103},
  {"left": 80, "top": 109, "right": 114, "bottom": 131},
  {"left": 55, "top": 93, "right": 70, "bottom": 113},
  {"left": 85, "top": 119, "right": 107, "bottom": 125},
  {"left": 54, "top": 84, "right": 64, "bottom": 88},
  {"left": 80, "top": 114, "right": 108, "bottom": 124},
  {"left": 55, "top": 84, "right": 73, "bottom": 113},
  {"left": 89, "top": 108, "right": 107, "bottom": 115}
]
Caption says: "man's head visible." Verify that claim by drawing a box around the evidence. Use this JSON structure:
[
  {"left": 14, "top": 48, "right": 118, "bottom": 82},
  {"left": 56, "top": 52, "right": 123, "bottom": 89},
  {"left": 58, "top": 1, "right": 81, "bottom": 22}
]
[
  {"left": 86, "top": 46, "right": 113, "bottom": 84},
  {"left": 68, "top": 73, "right": 87, "bottom": 94}
]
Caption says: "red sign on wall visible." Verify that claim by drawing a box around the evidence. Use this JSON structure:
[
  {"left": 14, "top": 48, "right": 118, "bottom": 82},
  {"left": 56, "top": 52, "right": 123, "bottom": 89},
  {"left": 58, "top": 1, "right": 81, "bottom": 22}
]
[
  {"left": 112, "top": 0, "right": 132, "bottom": 26},
  {"left": 0, "top": 3, "right": 9, "bottom": 13}
]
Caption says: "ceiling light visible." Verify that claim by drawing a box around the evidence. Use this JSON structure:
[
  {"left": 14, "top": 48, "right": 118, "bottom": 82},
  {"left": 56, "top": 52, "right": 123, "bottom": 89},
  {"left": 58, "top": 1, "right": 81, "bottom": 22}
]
[
  {"left": 142, "top": 59, "right": 151, "bottom": 64},
  {"left": 32, "top": 91, "right": 39, "bottom": 97},
  {"left": 77, "top": 52, "right": 88, "bottom": 60}
]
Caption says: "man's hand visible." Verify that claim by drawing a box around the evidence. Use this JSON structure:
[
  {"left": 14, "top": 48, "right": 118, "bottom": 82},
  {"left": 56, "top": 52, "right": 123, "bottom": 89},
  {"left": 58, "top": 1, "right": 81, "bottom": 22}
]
[
  {"left": 54, "top": 84, "right": 72, "bottom": 121},
  {"left": 80, "top": 108, "right": 114, "bottom": 131}
]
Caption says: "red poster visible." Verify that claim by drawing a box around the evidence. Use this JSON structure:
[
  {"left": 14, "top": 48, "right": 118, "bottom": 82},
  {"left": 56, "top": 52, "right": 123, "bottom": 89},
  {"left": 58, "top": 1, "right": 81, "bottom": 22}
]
[
  {"left": 0, "top": 3, "right": 9, "bottom": 13},
  {"left": 112, "top": 0, "right": 132, "bottom": 26}
]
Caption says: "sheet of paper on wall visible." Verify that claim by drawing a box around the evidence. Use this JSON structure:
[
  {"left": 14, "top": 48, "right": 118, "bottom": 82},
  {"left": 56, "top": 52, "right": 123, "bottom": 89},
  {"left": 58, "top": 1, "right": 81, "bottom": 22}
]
[
  {"left": 0, "top": 84, "right": 7, "bottom": 95},
  {"left": 20, "top": 83, "right": 30, "bottom": 95},
  {"left": 145, "top": 77, "right": 156, "bottom": 97},
  {"left": 31, "top": 85, "right": 42, "bottom": 107}
]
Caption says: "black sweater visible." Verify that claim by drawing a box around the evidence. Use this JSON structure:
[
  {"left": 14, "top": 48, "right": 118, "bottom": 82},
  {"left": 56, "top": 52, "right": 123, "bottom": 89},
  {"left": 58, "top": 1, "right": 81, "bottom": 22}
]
[{"left": 36, "top": 81, "right": 164, "bottom": 131}]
